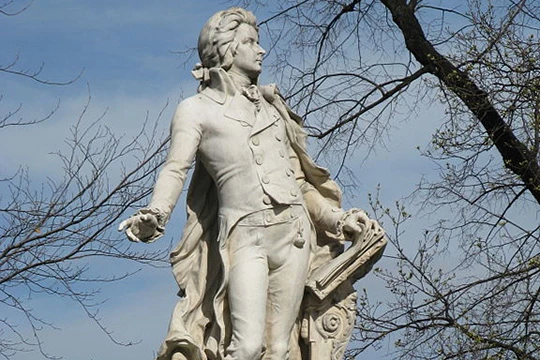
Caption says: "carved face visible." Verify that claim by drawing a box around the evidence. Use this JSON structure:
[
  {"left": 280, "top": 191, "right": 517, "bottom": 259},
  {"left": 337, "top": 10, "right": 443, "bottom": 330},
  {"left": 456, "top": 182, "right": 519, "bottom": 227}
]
[{"left": 229, "top": 23, "right": 266, "bottom": 80}]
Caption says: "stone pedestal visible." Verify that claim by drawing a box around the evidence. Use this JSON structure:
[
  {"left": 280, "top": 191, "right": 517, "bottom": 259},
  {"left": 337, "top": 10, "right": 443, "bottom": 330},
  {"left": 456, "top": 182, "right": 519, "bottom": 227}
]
[
  {"left": 300, "top": 281, "right": 357, "bottom": 360},
  {"left": 299, "top": 226, "right": 387, "bottom": 360}
]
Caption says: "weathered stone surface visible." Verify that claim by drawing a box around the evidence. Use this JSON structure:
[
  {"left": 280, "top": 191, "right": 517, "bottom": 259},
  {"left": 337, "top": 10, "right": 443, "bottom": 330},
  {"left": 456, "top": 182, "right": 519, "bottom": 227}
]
[{"left": 119, "top": 7, "right": 386, "bottom": 360}]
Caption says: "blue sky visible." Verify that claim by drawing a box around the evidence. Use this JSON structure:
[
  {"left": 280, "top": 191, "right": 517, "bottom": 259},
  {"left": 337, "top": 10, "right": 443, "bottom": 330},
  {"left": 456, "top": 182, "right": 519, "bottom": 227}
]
[{"left": 1, "top": 1, "right": 445, "bottom": 359}]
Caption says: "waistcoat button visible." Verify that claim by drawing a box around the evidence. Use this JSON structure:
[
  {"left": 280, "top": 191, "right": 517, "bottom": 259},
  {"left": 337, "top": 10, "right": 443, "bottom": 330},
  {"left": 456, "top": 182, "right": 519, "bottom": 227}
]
[
  {"left": 263, "top": 195, "right": 272, "bottom": 205},
  {"left": 251, "top": 137, "right": 260, "bottom": 146}
]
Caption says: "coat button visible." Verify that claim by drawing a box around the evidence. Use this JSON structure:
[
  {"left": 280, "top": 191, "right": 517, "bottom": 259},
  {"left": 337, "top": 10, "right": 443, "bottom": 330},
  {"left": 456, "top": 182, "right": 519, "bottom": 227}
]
[
  {"left": 262, "top": 175, "right": 270, "bottom": 184},
  {"left": 286, "top": 168, "right": 293, "bottom": 177},
  {"left": 279, "top": 149, "right": 285, "bottom": 158},
  {"left": 263, "top": 195, "right": 272, "bottom": 205},
  {"left": 255, "top": 155, "right": 263, "bottom": 165},
  {"left": 265, "top": 213, "right": 273, "bottom": 223},
  {"left": 290, "top": 189, "right": 298, "bottom": 197},
  {"left": 275, "top": 133, "right": 282, "bottom": 141},
  {"left": 251, "top": 137, "right": 260, "bottom": 146}
]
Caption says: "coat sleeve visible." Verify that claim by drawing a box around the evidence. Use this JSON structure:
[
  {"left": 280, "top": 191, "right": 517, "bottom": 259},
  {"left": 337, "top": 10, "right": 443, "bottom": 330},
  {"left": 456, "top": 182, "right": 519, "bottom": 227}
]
[{"left": 148, "top": 98, "right": 203, "bottom": 224}]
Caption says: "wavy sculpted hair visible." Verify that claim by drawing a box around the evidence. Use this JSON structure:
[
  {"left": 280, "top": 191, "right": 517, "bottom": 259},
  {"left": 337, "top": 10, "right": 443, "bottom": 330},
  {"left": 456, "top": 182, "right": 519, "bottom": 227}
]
[{"left": 198, "top": 8, "right": 258, "bottom": 70}]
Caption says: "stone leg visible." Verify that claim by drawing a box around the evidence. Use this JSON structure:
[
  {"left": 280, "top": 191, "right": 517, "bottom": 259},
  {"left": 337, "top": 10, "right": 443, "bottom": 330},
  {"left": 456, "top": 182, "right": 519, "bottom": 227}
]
[
  {"left": 263, "top": 213, "right": 311, "bottom": 360},
  {"left": 224, "top": 224, "right": 270, "bottom": 360},
  {"left": 224, "top": 206, "right": 311, "bottom": 360}
]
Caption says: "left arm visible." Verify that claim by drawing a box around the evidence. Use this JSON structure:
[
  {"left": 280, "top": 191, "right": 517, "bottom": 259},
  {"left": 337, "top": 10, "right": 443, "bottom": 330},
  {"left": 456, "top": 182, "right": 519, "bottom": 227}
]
[{"left": 288, "top": 146, "right": 371, "bottom": 239}]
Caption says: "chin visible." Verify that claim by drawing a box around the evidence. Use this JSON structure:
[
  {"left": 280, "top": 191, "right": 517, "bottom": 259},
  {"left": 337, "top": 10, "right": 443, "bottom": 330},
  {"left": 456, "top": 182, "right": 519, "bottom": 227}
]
[{"left": 248, "top": 69, "right": 262, "bottom": 80}]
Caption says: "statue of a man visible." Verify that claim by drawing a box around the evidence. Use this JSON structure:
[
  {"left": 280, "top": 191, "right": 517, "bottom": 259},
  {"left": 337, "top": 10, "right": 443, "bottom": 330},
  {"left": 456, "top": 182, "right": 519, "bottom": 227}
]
[{"left": 119, "top": 7, "right": 382, "bottom": 360}]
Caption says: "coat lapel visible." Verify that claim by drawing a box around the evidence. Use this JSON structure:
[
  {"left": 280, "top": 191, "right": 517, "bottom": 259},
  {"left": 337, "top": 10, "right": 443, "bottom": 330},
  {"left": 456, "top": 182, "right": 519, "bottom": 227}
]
[
  {"left": 250, "top": 98, "right": 280, "bottom": 136},
  {"left": 223, "top": 93, "right": 257, "bottom": 127},
  {"left": 199, "top": 71, "right": 279, "bottom": 133}
]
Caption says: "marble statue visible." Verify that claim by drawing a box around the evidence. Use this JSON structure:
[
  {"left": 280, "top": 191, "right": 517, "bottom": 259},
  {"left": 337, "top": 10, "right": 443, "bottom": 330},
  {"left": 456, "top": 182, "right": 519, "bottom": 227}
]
[{"left": 119, "top": 7, "right": 386, "bottom": 360}]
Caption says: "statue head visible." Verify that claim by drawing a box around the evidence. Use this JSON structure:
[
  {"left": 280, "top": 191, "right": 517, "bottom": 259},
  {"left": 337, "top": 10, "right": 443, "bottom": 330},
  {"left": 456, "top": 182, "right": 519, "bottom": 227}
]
[{"left": 197, "top": 8, "right": 265, "bottom": 80}]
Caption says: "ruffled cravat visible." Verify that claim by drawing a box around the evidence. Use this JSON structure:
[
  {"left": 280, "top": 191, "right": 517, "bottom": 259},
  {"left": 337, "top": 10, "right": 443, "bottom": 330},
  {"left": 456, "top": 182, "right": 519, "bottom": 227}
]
[{"left": 242, "top": 85, "right": 262, "bottom": 112}]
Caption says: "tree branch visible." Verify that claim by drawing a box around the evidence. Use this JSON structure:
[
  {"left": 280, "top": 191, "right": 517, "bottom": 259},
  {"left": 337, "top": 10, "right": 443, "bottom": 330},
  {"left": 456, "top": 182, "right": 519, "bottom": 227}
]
[{"left": 380, "top": 0, "right": 540, "bottom": 203}]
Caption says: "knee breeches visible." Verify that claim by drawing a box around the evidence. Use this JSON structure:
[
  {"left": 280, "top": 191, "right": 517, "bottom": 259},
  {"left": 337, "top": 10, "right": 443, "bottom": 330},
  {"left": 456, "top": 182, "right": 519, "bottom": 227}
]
[{"left": 225, "top": 205, "right": 312, "bottom": 360}]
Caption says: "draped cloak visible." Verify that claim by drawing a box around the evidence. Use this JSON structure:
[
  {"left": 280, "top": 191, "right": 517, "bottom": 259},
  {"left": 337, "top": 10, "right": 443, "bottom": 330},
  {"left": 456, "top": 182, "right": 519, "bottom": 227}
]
[{"left": 155, "top": 83, "right": 345, "bottom": 360}]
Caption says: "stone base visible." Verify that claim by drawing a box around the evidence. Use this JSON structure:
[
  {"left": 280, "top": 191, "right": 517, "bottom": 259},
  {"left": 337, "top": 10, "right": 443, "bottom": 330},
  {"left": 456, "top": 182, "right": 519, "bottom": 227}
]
[{"left": 299, "top": 281, "right": 357, "bottom": 360}]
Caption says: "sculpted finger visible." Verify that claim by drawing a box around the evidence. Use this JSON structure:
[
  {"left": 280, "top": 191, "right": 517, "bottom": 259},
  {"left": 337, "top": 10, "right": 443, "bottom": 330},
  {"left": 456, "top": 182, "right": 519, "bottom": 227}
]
[
  {"left": 356, "top": 210, "right": 370, "bottom": 225},
  {"left": 371, "top": 220, "right": 383, "bottom": 235},
  {"left": 351, "top": 223, "right": 364, "bottom": 235},
  {"left": 125, "top": 227, "right": 141, "bottom": 243},
  {"left": 343, "top": 221, "right": 364, "bottom": 240},
  {"left": 143, "top": 214, "right": 158, "bottom": 227},
  {"left": 118, "top": 218, "right": 132, "bottom": 231}
]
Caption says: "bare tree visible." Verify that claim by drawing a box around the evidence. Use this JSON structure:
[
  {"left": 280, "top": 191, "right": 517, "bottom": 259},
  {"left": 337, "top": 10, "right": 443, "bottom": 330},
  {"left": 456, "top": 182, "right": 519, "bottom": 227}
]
[
  {"left": 247, "top": 0, "right": 539, "bottom": 358},
  {"left": 4, "top": 0, "right": 538, "bottom": 358},
  {"left": 0, "top": 99, "right": 172, "bottom": 359},
  {"left": 1, "top": 2, "right": 171, "bottom": 358}
]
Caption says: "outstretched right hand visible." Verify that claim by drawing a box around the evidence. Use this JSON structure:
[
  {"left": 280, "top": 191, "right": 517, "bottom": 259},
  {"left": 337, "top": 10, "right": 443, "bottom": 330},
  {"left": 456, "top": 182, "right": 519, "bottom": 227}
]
[{"left": 118, "top": 213, "right": 159, "bottom": 243}]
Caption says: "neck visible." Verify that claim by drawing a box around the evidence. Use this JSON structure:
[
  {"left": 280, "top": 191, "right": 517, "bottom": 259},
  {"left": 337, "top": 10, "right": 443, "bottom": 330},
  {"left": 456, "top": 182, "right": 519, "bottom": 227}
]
[{"left": 228, "top": 70, "right": 257, "bottom": 88}]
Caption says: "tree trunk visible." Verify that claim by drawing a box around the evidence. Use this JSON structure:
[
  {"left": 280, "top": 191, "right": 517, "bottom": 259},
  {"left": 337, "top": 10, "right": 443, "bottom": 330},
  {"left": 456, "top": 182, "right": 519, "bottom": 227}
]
[{"left": 380, "top": 0, "right": 540, "bottom": 204}]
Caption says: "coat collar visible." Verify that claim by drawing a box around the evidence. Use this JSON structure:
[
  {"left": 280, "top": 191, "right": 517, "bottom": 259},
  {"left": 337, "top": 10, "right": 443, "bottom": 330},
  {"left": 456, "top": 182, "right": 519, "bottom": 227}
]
[
  {"left": 199, "top": 68, "right": 238, "bottom": 105},
  {"left": 199, "top": 67, "right": 281, "bottom": 107},
  {"left": 198, "top": 68, "right": 257, "bottom": 126},
  {"left": 198, "top": 68, "right": 284, "bottom": 134}
]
